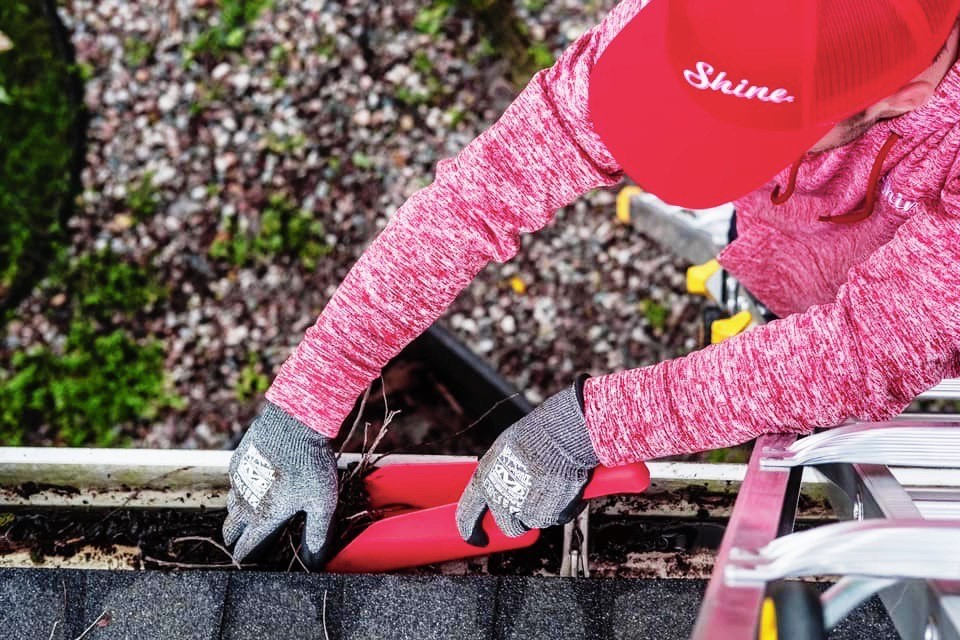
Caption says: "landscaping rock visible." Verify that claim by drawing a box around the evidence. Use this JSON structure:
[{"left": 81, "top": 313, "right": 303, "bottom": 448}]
[{"left": 6, "top": 0, "right": 706, "bottom": 448}]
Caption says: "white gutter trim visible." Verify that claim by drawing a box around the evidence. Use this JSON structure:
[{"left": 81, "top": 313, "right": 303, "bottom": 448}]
[{"left": 1, "top": 448, "right": 956, "bottom": 508}]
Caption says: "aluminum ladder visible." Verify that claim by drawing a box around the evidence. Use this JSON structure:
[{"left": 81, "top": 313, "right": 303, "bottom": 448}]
[{"left": 691, "top": 405, "right": 960, "bottom": 639}]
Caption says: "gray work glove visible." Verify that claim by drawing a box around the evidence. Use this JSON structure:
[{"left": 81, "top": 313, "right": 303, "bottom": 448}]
[
  {"left": 222, "top": 401, "right": 338, "bottom": 567},
  {"left": 456, "top": 374, "right": 599, "bottom": 545}
]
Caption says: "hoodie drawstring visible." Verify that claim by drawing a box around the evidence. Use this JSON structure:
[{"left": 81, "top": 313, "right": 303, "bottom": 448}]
[
  {"left": 819, "top": 132, "right": 902, "bottom": 224},
  {"left": 769, "top": 131, "right": 902, "bottom": 224},
  {"left": 770, "top": 156, "right": 803, "bottom": 204}
]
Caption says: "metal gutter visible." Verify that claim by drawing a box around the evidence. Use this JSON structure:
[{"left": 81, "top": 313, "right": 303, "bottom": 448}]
[
  {"left": 0, "top": 448, "right": 475, "bottom": 508},
  {"left": 1, "top": 448, "right": 955, "bottom": 509},
  {"left": 0, "top": 449, "right": 820, "bottom": 509}
]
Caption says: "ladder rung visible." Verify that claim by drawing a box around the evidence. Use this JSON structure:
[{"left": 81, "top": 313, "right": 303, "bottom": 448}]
[
  {"left": 919, "top": 377, "right": 960, "bottom": 400},
  {"left": 725, "top": 519, "right": 960, "bottom": 585},
  {"left": 761, "top": 422, "right": 960, "bottom": 469}
]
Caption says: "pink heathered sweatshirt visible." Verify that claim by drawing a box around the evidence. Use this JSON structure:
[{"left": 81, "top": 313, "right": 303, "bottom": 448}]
[{"left": 266, "top": 0, "right": 960, "bottom": 465}]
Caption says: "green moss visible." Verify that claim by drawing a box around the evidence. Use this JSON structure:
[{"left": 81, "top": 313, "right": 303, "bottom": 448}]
[
  {"left": 0, "top": 319, "right": 183, "bottom": 446},
  {"left": 314, "top": 34, "right": 336, "bottom": 60},
  {"left": 264, "top": 131, "right": 306, "bottom": 155},
  {"left": 54, "top": 250, "right": 168, "bottom": 322},
  {"left": 188, "top": 81, "right": 228, "bottom": 116},
  {"left": 705, "top": 446, "right": 751, "bottom": 464},
  {"left": 70, "top": 61, "right": 94, "bottom": 81},
  {"left": 0, "top": 6, "right": 187, "bottom": 447},
  {"left": 0, "top": 0, "right": 82, "bottom": 310},
  {"left": 445, "top": 105, "right": 466, "bottom": 127},
  {"left": 187, "top": 0, "right": 273, "bottom": 62},
  {"left": 527, "top": 41, "right": 555, "bottom": 70},
  {"left": 410, "top": 0, "right": 551, "bottom": 88},
  {"left": 351, "top": 151, "right": 373, "bottom": 170},
  {"left": 394, "top": 51, "right": 447, "bottom": 107},
  {"left": 1, "top": 247, "right": 179, "bottom": 446},
  {"left": 209, "top": 193, "right": 332, "bottom": 270},
  {"left": 412, "top": 51, "right": 434, "bottom": 76},
  {"left": 413, "top": 2, "right": 454, "bottom": 36},
  {"left": 126, "top": 170, "right": 161, "bottom": 220},
  {"left": 394, "top": 86, "right": 427, "bottom": 106},
  {"left": 235, "top": 353, "right": 270, "bottom": 402},
  {"left": 123, "top": 36, "right": 153, "bottom": 67},
  {"left": 641, "top": 299, "right": 668, "bottom": 333}
]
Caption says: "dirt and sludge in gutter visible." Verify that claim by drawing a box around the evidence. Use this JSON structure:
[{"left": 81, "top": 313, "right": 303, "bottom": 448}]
[
  {"left": 0, "top": 477, "right": 833, "bottom": 577},
  {"left": 0, "top": 504, "right": 724, "bottom": 577}
]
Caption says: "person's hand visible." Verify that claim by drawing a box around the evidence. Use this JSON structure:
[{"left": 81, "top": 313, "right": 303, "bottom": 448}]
[
  {"left": 222, "top": 401, "right": 338, "bottom": 568},
  {"left": 456, "top": 374, "right": 599, "bottom": 545}
]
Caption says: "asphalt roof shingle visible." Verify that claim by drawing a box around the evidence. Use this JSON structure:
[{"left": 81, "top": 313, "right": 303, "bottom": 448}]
[
  {"left": 341, "top": 575, "right": 498, "bottom": 639},
  {"left": 0, "top": 567, "right": 83, "bottom": 639},
  {"left": 222, "top": 573, "right": 341, "bottom": 640},
  {"left": 83, "top": 571, "right": 229, "bottom": 640},
  {"left": 0, "top": 568, "right": 897, "bottom": 639}
]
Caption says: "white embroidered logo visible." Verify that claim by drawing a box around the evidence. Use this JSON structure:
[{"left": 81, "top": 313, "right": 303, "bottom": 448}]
[
  {"left": 880, "top": 177, "right": 919, "bottom": 213},
  {"left": 683, "top": 61, "right": 796, "bottom": 104},
  {"left": 483, "top": 445, "right": 531, "bottom": 514},
  {"left": 236, "top": 444, "right": 275, "bottom": 510}
]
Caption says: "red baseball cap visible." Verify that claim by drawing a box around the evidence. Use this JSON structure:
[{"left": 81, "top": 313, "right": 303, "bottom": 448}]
[{"left": 589, "top": 0, "right": 960, "bottom": 208}]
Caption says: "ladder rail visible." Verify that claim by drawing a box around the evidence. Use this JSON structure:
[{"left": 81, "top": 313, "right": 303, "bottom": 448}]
[
  {"left": 689, "top": 434, "right": 801, "bottom": 640},
  {"left": 818, "top": 463, "right": 960, "bottom": 640}
]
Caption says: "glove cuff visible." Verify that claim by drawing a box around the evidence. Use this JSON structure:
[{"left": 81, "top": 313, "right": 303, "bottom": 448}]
[
  {"left": 538, "top": 373, "right": 599, "bottom": 469},
  {"left": 255, "top": 401, "right": 330, "bottom": 462}
]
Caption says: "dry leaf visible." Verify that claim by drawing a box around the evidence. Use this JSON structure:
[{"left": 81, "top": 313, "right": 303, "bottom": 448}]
[{"left": 108, "top": 213, "right": 134, "bottom": 232}]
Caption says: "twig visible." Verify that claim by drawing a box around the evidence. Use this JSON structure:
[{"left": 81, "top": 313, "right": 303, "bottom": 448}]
[
  {"left": 49, "top": 578, "right": 68, "bottom": 640},
  {"left": 142, "top": 555, "right": 253, "bottom": 570},
  {"left": 285, "top": 530, "right": 296, "bottom": 573},
  {"left": 359, "top": 376, "right": 387, "bottom": 458},
  {"left": 170, "top": 536, "right": 241, "bottom": 570},
  {"left": 434, "top": 381, "right": 464, "bottom": 415},
  {"left": 337, "top": 385, "right": 372, "bottom": 458},
  {"left": 349, "top": 383, "right": 399, "bottom": 482},
  {"left": 365, "top": 410, "right": 398, "bottom": 459},
  {"left": 288, "top": 538, "right": 310, "bottom": 573},
  {"left": 365, "top": 379, "right": 398, "bottom": 459},
  {"left": 381, "top": 374, "right": 390, "bottom": 418},
  {"left": 374, "top": 393, "right": 522, "bottom": 464},
  {"left": 73, "top": 609, "right": 108, "bottom": 640},
  {"left": 322, "top": 589, "right": 330, "bottom": 640},
  {"left": 360, "top": 420, "right": 370, "bottom": 462},
  {"left": 343, "top": 509, "right": 379, "bottom": 522}
]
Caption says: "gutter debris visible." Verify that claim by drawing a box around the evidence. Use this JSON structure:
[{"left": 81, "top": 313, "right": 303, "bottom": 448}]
[{"left": 0, "top": 449, "right": 841, "bottom": 577}]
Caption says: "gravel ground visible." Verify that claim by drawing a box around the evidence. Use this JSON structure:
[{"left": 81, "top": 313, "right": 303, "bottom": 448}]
[{"left": 8, "top": 0, "right": 703, "bottom": 448}]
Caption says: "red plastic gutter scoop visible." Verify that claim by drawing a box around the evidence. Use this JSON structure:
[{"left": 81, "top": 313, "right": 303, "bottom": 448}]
[{"left": 325, "top": 461, "right": 650, "bottom": 573}]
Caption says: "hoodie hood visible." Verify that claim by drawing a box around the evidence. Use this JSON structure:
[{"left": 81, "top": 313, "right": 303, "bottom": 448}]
[{"left": 721, "top": 57, "right": 960, "bottom": 317}]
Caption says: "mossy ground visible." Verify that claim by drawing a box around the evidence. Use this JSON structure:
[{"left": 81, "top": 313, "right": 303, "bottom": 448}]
[
  {"left": 0, "top": 1, "right": 183, "bottom": 446},
  {"left": 0, "top": 0, "right": 80, "bottom": 311}
]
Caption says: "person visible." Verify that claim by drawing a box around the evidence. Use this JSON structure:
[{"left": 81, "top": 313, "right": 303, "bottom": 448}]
[{"left": 222, "top": 0, "right": 960, "bottom": 566}]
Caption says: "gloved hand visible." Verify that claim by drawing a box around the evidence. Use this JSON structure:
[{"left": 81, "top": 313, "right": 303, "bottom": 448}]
[
  {"left": 222, "top": 401, "right": 338, "bottom": 567},
  {"left": 456, "top": 374, "right": 599, "bottom": 545}
]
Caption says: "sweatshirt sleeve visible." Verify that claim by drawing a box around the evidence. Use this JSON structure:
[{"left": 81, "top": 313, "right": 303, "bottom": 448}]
[
  {"left": 266, "top": 1, "right": 648, "bottom": 435},
  {"left": 584, "top": 165, "right": 960, "bottom": 465}
]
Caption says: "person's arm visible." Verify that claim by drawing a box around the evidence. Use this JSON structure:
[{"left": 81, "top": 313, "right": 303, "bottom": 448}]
[
  {"left": 584, "top": 168, "right": 960, "bottom": 464},
  {"left": 266, "top": 0, "right": 648, "bottom": 436}
]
